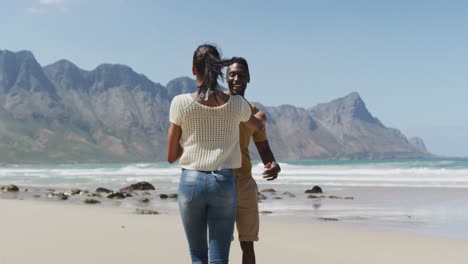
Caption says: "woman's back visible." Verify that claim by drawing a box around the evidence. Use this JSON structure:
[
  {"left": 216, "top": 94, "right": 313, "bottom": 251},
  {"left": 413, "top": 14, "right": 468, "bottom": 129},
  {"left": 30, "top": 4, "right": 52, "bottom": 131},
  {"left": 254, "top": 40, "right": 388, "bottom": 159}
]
[
  {"left": 169, "top": 93, "right": 251, "bottom": 171},
  {"left": 190, "top": 90, "right": 230, "bottom": 107}
]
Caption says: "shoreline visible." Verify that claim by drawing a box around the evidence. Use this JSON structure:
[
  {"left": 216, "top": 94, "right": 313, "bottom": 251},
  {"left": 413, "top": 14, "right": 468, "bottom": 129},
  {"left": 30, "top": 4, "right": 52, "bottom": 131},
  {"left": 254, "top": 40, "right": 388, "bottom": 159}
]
[
  {"left": 2, "top": 198, "right": 468, "bottom": 264},
  {"left": 2, "top": 182, "right": 468, "bottom": 241}
]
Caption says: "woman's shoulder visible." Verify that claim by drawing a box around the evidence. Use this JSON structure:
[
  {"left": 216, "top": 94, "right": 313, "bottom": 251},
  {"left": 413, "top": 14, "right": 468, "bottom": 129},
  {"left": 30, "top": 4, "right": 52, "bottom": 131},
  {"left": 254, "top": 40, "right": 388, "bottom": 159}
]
[
  {"left": 173, "top": 93, "right": 192, "bottom": 99},
  {"left": 172, "top": 93, "right": 193, "bottom": 104},
  {"left": 229, "top": 94, "right": 245, "bottom": 102},
  {"left": 229, "top": 94, "right": 250, "bottom": 107}
]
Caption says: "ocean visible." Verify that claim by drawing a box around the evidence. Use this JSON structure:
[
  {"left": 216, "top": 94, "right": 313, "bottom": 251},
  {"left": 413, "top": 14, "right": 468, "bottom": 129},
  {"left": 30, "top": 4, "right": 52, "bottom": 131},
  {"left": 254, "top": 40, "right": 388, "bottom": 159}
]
[{"left": 1, "top": 158, "right": 467, "bottom": 239}]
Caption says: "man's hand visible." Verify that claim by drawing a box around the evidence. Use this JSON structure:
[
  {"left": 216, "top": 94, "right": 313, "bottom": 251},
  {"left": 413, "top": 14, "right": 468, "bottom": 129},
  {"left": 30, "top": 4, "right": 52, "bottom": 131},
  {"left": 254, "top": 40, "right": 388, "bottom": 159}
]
[{"left": 262, "top": 161, "right": 280, "bottom": 181}]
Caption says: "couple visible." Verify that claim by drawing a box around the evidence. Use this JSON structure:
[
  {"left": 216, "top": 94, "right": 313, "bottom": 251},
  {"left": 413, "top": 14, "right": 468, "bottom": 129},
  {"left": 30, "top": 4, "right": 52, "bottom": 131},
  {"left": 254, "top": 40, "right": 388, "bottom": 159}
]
[{"left": 167, "top": 44, "right": 280, "bottom": 264}]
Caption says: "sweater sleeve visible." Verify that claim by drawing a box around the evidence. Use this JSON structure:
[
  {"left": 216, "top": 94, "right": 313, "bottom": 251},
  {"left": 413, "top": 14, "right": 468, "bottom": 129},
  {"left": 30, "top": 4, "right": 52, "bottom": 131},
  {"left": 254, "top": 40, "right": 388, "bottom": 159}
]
[
  {"left": 238, "top": 96, "right": 252, "bottom": 122},
  {"left": 169, "top": 96, "right": 182, "bottom": 125}
]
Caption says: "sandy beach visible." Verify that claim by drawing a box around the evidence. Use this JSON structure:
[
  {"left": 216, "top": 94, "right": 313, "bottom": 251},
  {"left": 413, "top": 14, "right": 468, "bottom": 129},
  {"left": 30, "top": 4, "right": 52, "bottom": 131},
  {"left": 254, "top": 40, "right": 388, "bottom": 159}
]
[{"left": 1, "top": 198, "right": 468, "bottom": 264}]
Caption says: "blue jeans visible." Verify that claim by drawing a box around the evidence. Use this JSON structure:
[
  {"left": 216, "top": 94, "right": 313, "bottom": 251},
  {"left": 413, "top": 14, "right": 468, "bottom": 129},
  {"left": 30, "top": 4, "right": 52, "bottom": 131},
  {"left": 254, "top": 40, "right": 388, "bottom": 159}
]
[{"left": 178, "top": 169, "right": 237, "bottom": 264}]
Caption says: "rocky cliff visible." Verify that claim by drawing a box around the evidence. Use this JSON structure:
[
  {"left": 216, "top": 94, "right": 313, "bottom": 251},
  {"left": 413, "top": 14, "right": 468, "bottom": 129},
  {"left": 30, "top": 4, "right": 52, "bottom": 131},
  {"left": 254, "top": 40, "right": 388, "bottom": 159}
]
[{"left": 0, "top": 50, "right": 432, "bottom": 163}]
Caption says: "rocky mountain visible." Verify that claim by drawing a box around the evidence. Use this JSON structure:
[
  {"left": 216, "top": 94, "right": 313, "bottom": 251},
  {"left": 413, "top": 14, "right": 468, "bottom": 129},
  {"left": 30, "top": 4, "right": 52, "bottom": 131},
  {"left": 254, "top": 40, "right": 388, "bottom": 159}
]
[
  {"left": 0, "top": 50, "right": 432, "bottom": 163},
  {"left": 248, "top": 92, "right": 431, "bottom": 160},
  {"left": 408, "top": 137, "right": 428, "bottom": 153}
]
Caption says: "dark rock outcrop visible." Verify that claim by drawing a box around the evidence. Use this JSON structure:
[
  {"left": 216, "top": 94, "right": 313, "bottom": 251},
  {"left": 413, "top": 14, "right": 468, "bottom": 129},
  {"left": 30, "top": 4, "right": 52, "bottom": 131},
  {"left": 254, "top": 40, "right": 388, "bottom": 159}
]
[
  {"left": 305, "top": 186, "right": 323, "bottom": 194},
  {"left": 106, "top": 192, "right": 126, "bottom": 199},
  {"left": 138, "top": 197, "right": 150, "bottom": 203},
  {"left": 168, "top": 193, "right": 178, "bottom": 199},
  {"left": 96, "top": 187, "right": 113, "bottom": 194},
  {"left": 257, "top": 193, "right": 267, "bottom": 200},
  {"left": 261, "top": 188, "right": 276, "bottom": 193},
  {"left": 84, "top": 198, "right": 100, "bottom": 204},
  {"left": 119, "top": 182, "right": 155, "bottom": 192},
  {"left": 1, "top": 184, "right": 19, "bottom": 192}
]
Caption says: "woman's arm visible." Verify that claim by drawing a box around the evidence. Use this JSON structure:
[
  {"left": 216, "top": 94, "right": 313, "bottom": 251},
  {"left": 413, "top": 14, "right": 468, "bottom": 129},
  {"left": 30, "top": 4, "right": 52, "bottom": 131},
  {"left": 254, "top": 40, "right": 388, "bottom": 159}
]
[{"left": 167, "top": 123, "right": 183, "bottom": 163}]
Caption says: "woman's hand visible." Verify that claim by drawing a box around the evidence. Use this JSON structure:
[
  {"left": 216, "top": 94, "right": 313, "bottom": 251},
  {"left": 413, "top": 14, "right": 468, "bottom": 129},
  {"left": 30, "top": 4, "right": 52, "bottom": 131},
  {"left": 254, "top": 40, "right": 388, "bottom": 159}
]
[{"left": 254, "top": 111, "right": 267, "bottom": 123}]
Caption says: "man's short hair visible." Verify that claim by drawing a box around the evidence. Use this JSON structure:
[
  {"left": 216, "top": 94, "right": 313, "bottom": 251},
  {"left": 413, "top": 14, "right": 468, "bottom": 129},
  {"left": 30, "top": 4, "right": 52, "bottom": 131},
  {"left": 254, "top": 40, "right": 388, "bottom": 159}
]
[{"left": 229, "top": 57, "right": 250, "bottom": 82}]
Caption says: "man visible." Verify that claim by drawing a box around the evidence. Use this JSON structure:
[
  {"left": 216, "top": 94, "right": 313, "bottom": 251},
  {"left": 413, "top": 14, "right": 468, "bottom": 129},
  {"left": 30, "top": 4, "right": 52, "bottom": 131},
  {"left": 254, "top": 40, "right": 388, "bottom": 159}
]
[{"left": 227, "top": 57, "right": 281, "bottom": 264}]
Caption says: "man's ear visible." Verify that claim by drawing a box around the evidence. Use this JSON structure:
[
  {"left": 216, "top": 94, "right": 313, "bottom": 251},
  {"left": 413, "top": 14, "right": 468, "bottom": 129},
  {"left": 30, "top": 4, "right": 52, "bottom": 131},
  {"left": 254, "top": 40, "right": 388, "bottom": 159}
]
[{"left": 192, "top": 65, "right": 196, "bottom": 76}]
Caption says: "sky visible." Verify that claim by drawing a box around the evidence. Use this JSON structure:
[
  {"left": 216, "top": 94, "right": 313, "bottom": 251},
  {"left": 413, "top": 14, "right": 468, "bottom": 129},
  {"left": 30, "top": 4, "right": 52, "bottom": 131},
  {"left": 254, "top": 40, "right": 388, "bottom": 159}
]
[{"left": 1, "top": 0, "right": 467, "bottom": 157}]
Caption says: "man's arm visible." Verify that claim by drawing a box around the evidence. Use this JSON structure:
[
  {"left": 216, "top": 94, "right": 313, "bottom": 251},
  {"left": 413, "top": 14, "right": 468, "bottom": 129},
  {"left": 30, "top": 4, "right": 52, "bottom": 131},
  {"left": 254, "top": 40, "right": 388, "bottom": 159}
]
[{"left": 254, "top": 140, "right": 280, "bottom": 181}]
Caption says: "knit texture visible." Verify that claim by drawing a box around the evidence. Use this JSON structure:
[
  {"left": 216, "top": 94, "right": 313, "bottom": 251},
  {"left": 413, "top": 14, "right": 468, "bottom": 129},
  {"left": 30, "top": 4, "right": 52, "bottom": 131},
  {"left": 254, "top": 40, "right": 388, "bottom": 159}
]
[{"left": 169, "top": 93, "right": 252, "bottom": 171}]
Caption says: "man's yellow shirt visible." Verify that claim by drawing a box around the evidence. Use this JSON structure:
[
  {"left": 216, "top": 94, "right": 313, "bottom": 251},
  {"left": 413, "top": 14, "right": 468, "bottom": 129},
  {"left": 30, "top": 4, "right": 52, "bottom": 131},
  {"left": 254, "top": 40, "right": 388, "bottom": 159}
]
[{"left": 235, "top": 97, "right": 267, "bottom": 177}]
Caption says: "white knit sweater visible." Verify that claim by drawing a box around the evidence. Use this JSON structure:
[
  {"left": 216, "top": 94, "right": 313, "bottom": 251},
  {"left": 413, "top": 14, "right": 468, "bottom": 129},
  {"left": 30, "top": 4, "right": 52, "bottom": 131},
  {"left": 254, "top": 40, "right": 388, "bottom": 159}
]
[{"left": 169, "top": 93, "right": 252, "bottom": 171}]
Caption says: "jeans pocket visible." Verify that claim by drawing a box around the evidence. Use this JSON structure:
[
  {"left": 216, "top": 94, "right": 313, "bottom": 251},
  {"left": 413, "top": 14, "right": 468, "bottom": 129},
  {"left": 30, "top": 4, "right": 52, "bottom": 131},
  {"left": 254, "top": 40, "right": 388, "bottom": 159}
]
[
  {"left": 212, "top": 171, "right": 236, "bottom": 201},
  {"left": 178, "top": 170, "right": 198, "bottom": 204},
  {"left": 178, "top": 182, "right": 196, "bottom": 204}
]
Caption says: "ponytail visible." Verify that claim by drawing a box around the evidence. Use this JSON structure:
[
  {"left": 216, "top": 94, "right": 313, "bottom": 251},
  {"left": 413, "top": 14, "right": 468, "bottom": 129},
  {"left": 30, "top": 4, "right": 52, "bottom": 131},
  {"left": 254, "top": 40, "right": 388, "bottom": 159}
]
[{"left": 193, "top": 44, "right": 232, "bottom": 100}]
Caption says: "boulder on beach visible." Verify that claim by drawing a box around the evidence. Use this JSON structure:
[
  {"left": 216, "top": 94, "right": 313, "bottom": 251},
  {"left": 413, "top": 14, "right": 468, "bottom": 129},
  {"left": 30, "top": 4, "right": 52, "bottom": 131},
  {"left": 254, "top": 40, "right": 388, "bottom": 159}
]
[
  {"left": 119, "top": 181, "right": 155, "bottom": 192},
  {"left": 261, "top": 188, "right": 276, "bottom": 193},
  {"left": 283, "top": 191, "right": 296, "bottom": 198},
  {"left": 318, "top": 217, "right": 339, "bottom": 221},
  {"left": 106, "top": 192, "right": 126, "bottom": 199},
  {"left": 84, "top": 198, "right": 101, "bottom": 204},
  {"left": 96, "top": 187, "right": 113, "bottom": 194},
  {"left": 66, "top": 189, "right": 81, "bottom": 195},
  {"left": 138, "top": 197, "right": 150, "bottom": 203},
  {"left": 257, "top": 193, "right": 268, "bottom": 200},
  {"left": 1, "top": 184, "right": 19, "bottom": 192},
  {"left": 47, "top": 192, "right": 69, "bottom": 200},
  {"left": 168, "top": 193, "right": 178, "bottom": 199},
  {"left": 159, "top": 194, "right": 169, "bottom": 199},
  {"left": 135, "top": 209, "right": 159, "bottom": 215},
  {"left": 304, "top": 186, "right": 323, "bottom": 194}
]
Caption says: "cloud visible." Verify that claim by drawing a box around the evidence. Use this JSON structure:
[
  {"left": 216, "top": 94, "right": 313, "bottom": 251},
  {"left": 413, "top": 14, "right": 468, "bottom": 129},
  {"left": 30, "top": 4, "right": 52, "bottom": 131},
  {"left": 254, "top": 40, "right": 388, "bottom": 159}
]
[
  {"left": 28, "top": 0, "right": 68, "bottom": 13},
  {"left": 39, "top": 0, "right": 66, "bottom": 5}
]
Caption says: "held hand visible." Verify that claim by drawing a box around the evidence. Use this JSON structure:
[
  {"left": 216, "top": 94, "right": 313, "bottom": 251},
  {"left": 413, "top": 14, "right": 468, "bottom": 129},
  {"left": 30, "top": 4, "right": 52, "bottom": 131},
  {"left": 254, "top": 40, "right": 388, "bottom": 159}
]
[
  {"left": 262, "top": 161, "right": 280, "bottom": 181},
  {"left": 254, "top": 111, "right": 267, "bottom": 123}
]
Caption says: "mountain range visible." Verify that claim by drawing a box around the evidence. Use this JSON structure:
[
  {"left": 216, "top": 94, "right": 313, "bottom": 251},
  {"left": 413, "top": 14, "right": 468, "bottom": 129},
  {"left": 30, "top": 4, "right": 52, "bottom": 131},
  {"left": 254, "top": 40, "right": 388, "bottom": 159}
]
[{"left": 0, "top": 49, "right": 431, "bottom": 163}]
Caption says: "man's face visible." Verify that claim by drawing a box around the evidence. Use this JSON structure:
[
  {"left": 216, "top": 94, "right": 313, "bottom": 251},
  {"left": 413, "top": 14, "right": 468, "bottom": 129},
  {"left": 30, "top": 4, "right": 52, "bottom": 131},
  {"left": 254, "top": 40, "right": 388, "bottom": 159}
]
[{"left": 227, "top": 63, "right": 249, "bottom": 96}]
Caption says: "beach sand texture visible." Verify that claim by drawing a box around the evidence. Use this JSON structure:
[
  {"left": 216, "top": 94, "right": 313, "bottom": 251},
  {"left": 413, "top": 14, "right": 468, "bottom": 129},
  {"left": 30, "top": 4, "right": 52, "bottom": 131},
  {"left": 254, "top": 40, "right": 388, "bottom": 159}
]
[{"left": 1, "top": 199, "right": 467, "bottom": 264}]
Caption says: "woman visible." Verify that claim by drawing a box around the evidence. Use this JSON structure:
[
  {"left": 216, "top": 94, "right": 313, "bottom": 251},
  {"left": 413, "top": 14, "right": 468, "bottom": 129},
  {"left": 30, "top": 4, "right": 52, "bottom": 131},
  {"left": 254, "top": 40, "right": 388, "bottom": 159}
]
[{"left": 167, "top": 44, "right": 264, "bottom": 264}]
